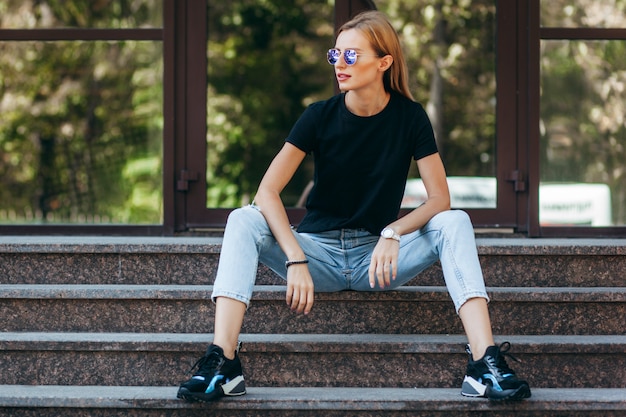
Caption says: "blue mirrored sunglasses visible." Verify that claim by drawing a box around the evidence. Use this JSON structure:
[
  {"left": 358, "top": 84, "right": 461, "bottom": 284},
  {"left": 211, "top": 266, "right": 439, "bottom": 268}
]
[{"left": 327, "top": 48, "right": 380, "bottom": 66}]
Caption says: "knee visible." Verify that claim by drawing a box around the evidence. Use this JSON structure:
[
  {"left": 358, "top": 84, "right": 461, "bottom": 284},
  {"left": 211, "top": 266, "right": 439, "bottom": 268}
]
[
  {"left": 225, "top": 205, "right": 268, "bottom": 234},
  {"left": 434, "top": 209, "right": 470, "bottom": 224},
  {"left": 432, "top": 210, "right": 473, "bottom": 234}
]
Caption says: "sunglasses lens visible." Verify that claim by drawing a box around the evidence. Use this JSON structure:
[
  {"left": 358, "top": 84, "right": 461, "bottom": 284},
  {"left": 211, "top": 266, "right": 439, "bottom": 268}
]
[
  {"left": 327, "top": 49, "right": 340, "bottom": 65},
  {"left": 344, "top": 49, "right": 357, "bottom": 65}
]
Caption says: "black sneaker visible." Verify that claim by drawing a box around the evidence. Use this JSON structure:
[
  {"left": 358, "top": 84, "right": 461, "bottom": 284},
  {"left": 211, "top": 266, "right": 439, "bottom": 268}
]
[
  {"left": 461, "top": 342, "right": 531, "bottom": 401},
  {"left": 177, "top": 343, "right": 246, "bottom": 402}
]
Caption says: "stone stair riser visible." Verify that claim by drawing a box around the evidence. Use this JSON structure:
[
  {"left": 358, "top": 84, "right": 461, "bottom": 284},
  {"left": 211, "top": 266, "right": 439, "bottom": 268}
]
[
  {"left": 3, "top": 253, "right": 626, "bottom": 287},
  {"left": 1, "top": 344, "right": 624, "bottom": 389},
  {"left": 2, "top": 296, "right": 624, "bottom": 335},
  {"left": 1, "top": 237, "right": 626, "bottom": 416}
]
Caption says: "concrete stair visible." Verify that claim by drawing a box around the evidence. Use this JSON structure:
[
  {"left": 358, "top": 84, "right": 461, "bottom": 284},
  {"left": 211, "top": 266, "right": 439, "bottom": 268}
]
[{"left": 0, "top": 236, "right": 625, "bottom": 416}]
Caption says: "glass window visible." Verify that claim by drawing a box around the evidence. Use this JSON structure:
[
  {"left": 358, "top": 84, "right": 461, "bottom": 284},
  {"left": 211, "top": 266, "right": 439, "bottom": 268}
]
[
  {"left": 540, "top": 40, "right": 626, "bottom": 226},
  {"left": 0, "top": 40, "right": 163, "bottom": 224},
  {"left": 205, "top": 0, "right": 497, "bottom": 210},
  {"left": 206, "top": 0, "right": 335, "bottom": 208},
  {"left": 376, "top": 0, "right": 497, "bottom": 209},
  {"left": 0, "top": 0, "right": 163, "bottom": 29},
  {"left": 541, "top": 0, "right": 626, "bottom": 28},
  {"left": 0, "top": 1, "right": 164, "bottom": 226}
]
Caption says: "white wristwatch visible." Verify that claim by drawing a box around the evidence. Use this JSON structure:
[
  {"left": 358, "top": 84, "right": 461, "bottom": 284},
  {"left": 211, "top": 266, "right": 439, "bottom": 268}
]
[{"left": 380, "top": 227, "right": 400, "bottom": 242}]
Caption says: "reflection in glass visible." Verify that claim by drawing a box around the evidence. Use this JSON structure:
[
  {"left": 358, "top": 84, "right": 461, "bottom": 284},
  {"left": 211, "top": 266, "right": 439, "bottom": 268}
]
[
  {"left": 206, "top": 0, "right": 497, "bottom": 209},
  {"left": 376, "top": 0, "right": 497, "bottom": 209},
  {"left": 0, "top": 41, "right": 163, "bottom": 224},
  {"left": 206, "top": 0, "right": 334, "bottom": 208},
  {"left": 541, "top": 0, "right": 626, "bottom": 28},
  {"left": 540, "top": 40, "right": 626, "bottom": 226},
  {"left": 0, "top": 0, "right": 163, "bottom": 29}
]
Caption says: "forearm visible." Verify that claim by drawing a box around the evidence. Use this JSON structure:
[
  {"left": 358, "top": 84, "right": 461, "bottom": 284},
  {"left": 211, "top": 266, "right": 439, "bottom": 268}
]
[
  {"left": 388, "top": 193, "right": 451, "bottom": 236},
  {"left": 387, "top": 153, "right": 451, "bottom": 236},
  {"left": 253, "top": 189, "right": 305, "bottom": 261}
]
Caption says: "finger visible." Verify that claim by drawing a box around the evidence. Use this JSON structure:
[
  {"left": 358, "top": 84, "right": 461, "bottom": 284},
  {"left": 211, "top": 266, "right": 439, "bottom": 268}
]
[
  {"left": 285, "top": 284, "right": 293, "bottom": 306},
  {"left": 291, "top": 289, "right": 300, "bottom": 311},
  {"left": 383, "top": 256, "right": 395, "bottom": 287},
  {"left": 290, "top": 291, "right": 301, "bottom": 311},
  {"left": 296, "top": 290, "right": 308, "bottom": 314},
  {"left": 383, "top": 262, "right": 390, "bottom": 287},
  {"left": 376, "top": 263, "right": 386, "bottom": 289},
  {"left": 304, "top": 290, "right": 314, "bottom": 315},
  {"left": 385, "top": 259, "right": 398, "bottom": 286},
  {"left": 368, "top": 263, "right": 376, "bottom": 288}
]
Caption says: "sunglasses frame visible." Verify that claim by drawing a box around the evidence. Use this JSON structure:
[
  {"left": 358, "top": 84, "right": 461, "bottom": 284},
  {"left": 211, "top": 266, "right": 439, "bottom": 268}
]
[{"left": 327, "top": 48, "right": 380, "bottom": 66}]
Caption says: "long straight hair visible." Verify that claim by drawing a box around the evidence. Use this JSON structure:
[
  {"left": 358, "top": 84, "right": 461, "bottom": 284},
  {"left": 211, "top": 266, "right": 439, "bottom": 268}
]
[{"left": 338, "top": 11, "right": 414, "bottom": 101}]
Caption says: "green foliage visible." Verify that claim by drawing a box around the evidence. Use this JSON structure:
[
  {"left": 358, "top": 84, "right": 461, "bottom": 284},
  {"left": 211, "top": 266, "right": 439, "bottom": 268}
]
[
  {"left": 541, "top": 39, "right": 626, "bottom": 223},
  {"left": 206, "top": 0, "right": 334, "bottom": 207},
  {"left": 378, "top": 0, "right": 496, "bottom": 177},
  {"left": 120, "top": 156, "right": 162, "bottom": 222},
  {"left": 0, "top": 0, "right": 161, "bottom": 28},
  {"left": 3, "top": 0, "right": 625, "bottom": 225},
  {"left": 205, "top": 0, "right": 497, "bottom": 210},
  {"left": 0, "top": 0, "right": 163, "bottom": 224}
]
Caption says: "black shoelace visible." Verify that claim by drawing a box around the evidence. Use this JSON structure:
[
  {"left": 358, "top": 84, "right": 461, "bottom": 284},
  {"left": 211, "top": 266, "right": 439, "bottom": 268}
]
[
  {"left": 187, "top": 350, "right": 224, "bottom": 377},
  {"left": 489, "top": 342, "right": 521, "bottom": 376}
]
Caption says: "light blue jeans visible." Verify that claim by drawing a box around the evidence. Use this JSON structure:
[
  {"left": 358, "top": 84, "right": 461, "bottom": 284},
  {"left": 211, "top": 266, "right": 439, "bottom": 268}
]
[{"left": 212, "top": 205, "right": 489, "bottom": 313}]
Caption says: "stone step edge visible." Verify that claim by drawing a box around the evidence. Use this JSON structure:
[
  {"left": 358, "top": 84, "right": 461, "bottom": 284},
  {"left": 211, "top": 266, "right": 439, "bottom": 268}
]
[
  {"left": 2, "top": 284, "right": 625, "bottom": 302},
  {"left": 2, "top": 333, "right": 625, "bottom": 354},
  {"left": 1, "top": 236, "right": 626, "bottom": 256},
  {"left": 0, "top": 386, "right": 624, "bottom": 411}
]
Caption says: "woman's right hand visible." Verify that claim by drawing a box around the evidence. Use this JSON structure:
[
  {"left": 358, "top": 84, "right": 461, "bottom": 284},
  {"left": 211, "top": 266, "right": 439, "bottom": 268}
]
[{"left": 285, "top": 264, "right": 315, "bottom": 315}]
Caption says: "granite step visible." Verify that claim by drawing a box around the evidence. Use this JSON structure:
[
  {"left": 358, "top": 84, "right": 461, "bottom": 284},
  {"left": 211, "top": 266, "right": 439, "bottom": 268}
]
[
  {"left": 1, "top": 236, "right": 625, "bottom": 416},
  {"left": 1, "top": 333, "right": 624, "bottom": 389},
  {"left": 1, "top": 284, "right": 624, "bottom": 335},
  {"left": 0, "top": 386, "right": 625, "bottom": 417},
  {"left": 1, "top": 237, "right": 625, "bottom": 287}
]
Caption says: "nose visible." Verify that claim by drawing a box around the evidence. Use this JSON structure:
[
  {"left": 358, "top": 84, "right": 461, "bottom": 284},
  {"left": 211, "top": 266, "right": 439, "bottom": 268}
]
[{"left": 334, "top": 54, "right": 347, "bottom": 68}]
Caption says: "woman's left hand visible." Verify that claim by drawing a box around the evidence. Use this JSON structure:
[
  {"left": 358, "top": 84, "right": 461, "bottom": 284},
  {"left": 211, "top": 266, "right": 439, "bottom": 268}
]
[{"left": 368, "top": 238, "right": 400, "bottom": 289}]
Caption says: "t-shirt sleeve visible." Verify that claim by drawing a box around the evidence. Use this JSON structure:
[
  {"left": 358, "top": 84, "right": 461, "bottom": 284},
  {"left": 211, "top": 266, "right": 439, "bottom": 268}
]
[
  {"left": 285, "top": 103, "right": 320, "bottom": 154},
  {"left": 413, "top": 104, "right": 439, "bottom": 160}
]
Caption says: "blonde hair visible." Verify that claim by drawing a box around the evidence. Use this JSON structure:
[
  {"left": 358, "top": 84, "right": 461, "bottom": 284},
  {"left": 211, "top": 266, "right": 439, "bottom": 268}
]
[{"left": 338, "top": 11, "right": 414, "bottom": 101}]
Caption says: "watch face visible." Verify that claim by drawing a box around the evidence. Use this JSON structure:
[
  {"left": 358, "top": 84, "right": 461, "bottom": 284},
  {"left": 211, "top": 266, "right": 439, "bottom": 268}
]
[{"left": 382, "top": 228, "right": 392, "bottom": 238}]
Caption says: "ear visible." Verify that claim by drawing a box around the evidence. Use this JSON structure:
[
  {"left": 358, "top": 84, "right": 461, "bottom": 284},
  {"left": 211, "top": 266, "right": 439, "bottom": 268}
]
[{"left": 379, "top": 55, "right": 393, "bottom": 72}]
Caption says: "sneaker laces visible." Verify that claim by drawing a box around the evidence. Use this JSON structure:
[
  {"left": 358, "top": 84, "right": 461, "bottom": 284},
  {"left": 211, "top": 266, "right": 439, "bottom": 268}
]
[
  {"left": 489, "top": 342, "right": 521, "bottom": 377},
  {"left": 187, "top": 349, "right": 224, "bottom": 377},
  {"left": 466, "top": 342, "right": 521, "bottom": 376},
  {"left": 186, "top": 341, "right": 242, "bottom": 377}
]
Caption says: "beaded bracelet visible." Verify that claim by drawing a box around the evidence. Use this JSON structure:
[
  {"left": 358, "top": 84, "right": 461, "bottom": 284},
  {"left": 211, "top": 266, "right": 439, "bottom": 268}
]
[{"left": 285, "top": 259, "right": 309, "bottom": 269}]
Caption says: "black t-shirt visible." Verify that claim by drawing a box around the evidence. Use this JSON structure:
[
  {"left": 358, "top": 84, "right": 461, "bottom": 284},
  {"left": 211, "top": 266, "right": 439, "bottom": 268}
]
[{"left": 286, "top": 91, "right": 438, "bottom": 235}]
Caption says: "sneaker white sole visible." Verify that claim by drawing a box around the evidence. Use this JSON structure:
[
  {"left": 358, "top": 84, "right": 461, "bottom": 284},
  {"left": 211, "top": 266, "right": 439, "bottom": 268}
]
[
  {"left": 222, "top": 375, "right": 246, "bottom": 396},
  {"left": 461, "top": 375, "right": 487, "bottom": 397},
  {"left": 177, "top": 375, "right": 246, "bottom": 403},
  {"left": 461, "top": 375, "right": 532, "bottom": 401}
]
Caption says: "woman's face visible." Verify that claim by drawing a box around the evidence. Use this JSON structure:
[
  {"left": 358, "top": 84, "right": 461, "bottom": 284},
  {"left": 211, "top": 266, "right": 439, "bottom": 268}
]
[{"left": 332, "top": 29, "right": 386, "bottom": 92}]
